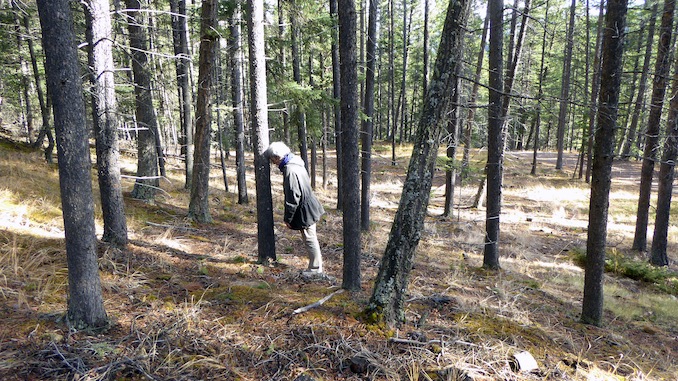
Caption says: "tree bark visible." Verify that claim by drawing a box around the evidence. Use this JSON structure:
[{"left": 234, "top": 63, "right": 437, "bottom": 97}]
[
  {"left": 229, "top": 1, "right": 248, "bottom": 205},
  {"left": 37, "top": 0, "right": 108, "bottom": 330},
  {"left": 422, "top": 0, "right": 429, "bottom": 97},
  {"left": 585, "top": 1, "right": 606, "bottom": 183},
  {"left": 367, "top": 0, "right": 470, "bottom": 326},
  {"left": 462, "top": 15, "right": 488, "bottom": 173},
  {"left": 576, "top": 0, "right": 592, "bottom": 179},
  {"left": 649, "top": 44, "right": 678, "bottom": 266},
  {"left": 188, "top": 0, "right": 217, "bottom": 223},
  {"left": 248, "top": 0, "right": 276, "bottom": 263},
  {"left": 632, "top": 0, "right": 675, "bottom": 251},
  {"left": 530, "top": 1, "right": 549, "bottom": 177},
  {"left": 12, "top": 3, "right": 34, "bottom": 145},
  {"left": 620, "top": 4, "right": 657, "bottom": 160},
  {"left": 126, "top": 0, "right": 160, "bottom": 201},
  {"left": 339, "top": 0, "right": 362, "bottom": 291},
  {"left": 169, "top": 0, "right": 194, "bottom": 189},
  {"left": 290, "top": 0, "right": 309, "bottom": 170},
  {"left": 84, "top": 0, "right": 128, "bottom": 247},
  {"left": 483, "top": 0, "right": 504, "bottom": 270},
  {"left": 23, "top": 10, "right": 55, "bottom": 162},
  {"left": 555, "top": 0, "right": 576, "bottom": 170},
  {"left": 361, "top": 0, "right": 378, "bottom": 231},
  {"left": 330, "top": 0, "right": 343, "bottom": 210},
  {"left": 581, "top": 0, "right": 628, "bottom": 327},
  {"left": 389, "top": 0, "right": 396, "bottom": 165}
]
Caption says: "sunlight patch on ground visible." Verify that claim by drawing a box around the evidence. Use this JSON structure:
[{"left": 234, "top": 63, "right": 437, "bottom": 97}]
[
  {"left": 0, "top": 188, "right": 65, "bottom": 239},
  {"left": 522, "top": 185, "right": 590, "bottom": 203}
]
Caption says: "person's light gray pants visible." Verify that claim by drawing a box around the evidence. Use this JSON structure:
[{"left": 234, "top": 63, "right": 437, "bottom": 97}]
[{"left": 301, "top": 223, "right": 322, "bottom": 273}]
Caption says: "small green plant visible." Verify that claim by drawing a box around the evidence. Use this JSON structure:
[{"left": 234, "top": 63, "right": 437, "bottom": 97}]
[
  {"left": 230, "top": 255, "right": 247, "bottom": 264},
  {"left": 571, "top": 248, "right": 678, "bottom": 295}
]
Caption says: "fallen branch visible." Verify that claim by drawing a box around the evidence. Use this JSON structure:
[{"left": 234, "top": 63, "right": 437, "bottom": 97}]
[
  {"left": 145, "top": 221, "right": 200, "bottom": 232},
  {"left": 389, "top": 337, "right": 443, "bottom": 346},
  {"left": 293, "top": 288, "right": 344, "bottom": 315}
]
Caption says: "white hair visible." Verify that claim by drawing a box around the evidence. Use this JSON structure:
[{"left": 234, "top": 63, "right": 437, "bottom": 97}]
[{"left": 265, "top": 141, "right": 291, "bottom": 161}]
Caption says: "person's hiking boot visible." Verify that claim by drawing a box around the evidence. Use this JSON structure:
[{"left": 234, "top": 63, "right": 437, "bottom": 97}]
[{"left": 302, "top": 269, "right": 323, "bottom": 277}]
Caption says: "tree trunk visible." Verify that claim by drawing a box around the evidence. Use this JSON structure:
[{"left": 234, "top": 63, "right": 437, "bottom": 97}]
[
  {"left": 389, "top": 0, "right": 396, "bottom": 165},
  {"left": 367, "top": 0, "right": 470, "bottom": 326},
  {"left": 278, "top": 0, "right": 291, "bottom": 144},
  {"left": 576, "top": 0, "right": 592, "bottom": 179},
  {"left": 84, "top": 0, "right": 128, "bottom": 247},
  {"left": 443, "top": 116, "right": 459, "bottom": 217},
  {"left": 422, "top": 0, "right": 429, "bottom": 97},
  {"left": 37, "top": 0, "right": 108, "bottom": 330},
  {"left": 501, "top": 0, "right": 530, "bottom": 122},
  {"left": 248, "top": 0, "right": 276, "bottom": 263},
  {"left": 397, "top": 0, "right": 410, "bottom": 145},
  {"left": 621, "top": 3, "right": 657, "bottom": 160},
  {"left": 555, "top": 0, "right": 576, "bottom": 170},
  {"left": 649, "top": 45, "right": 678, "bottom": 266},
  {"left": 530, "top": 7, "right": 552, "bottom": 178},
  {"left": 632, "top": 0, "right": 675, "bottom": 251},
  {"left": 290, "top": 0, "right": 309, "bottom": 170},
  {"left": 585, "top": 2, "right": 606, "bottom": 183},
  {"left": 12, "top": 4, "right": 34, "bottom": 145},
  {"left": 188, "top": 0, "right": 217, "bottom": 223},
  {"left": 330, "top": 0, "right": 343, "bottom": 210},
  {"left": 361, "top": 0, "right": 378, "bottom": 231},
  {"left": 462, "top": 15, "right": 488, "bottom": 173},
  {"left": 483, "top": 0, "right": 504, "bottom": 270},
  {"left": 308, "top": 56, "right": 317, "bottom": 189},
  {"left": 23, "top": 11, "right": 54, "bottom": 162},
  {"left": 230, "top": 1, "right": 248, "bottom": 205},
  {"left": 320, "top": 52, "right": 329, "bottom": 189},
  {"left": 126, "top": 0, "right": 160, "bottom": 201},
  {"left": 169, "top": 0, "right": 194, "bottom": 189},
  {"left": 339, "top": 0, "right": 362, "bottom": 291},
  {"left": 581, "top": 0, "right": 628, "bottom": 327}
]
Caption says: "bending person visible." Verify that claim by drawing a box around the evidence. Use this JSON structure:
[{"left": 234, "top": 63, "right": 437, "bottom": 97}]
[{"left": 265, "top": 142, "right": 325, "bottom": 274}]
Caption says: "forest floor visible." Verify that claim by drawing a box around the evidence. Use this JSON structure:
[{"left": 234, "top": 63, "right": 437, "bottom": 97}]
[{"left": 0, "top": 138, "right": 677, "bottom": 380}]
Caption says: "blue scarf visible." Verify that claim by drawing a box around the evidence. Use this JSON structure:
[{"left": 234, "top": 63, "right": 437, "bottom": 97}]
[{"left": 278, "top": 153, "right": 293, "bottom": 171}]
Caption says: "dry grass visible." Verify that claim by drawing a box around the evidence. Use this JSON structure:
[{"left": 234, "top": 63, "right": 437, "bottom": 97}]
[{"left": 0, "top": 141, "right": 677, "bottom": 380}]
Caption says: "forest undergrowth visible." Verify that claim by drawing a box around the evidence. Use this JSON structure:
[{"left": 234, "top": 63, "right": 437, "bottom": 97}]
[{"left": 0, "top": 140, "right": 677, "bottom": 380}]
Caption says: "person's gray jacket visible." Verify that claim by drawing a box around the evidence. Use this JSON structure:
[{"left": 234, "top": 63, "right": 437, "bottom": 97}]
[{"left": 281, "top": 155, "right": 325, "bottom": 230}]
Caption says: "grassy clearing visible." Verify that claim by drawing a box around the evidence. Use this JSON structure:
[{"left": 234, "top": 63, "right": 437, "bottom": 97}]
[{"left": 0, "top": 143, "right": 676, "bottom": 380}]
